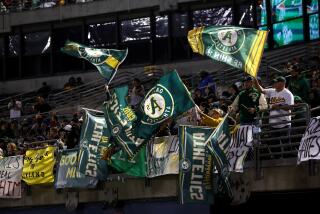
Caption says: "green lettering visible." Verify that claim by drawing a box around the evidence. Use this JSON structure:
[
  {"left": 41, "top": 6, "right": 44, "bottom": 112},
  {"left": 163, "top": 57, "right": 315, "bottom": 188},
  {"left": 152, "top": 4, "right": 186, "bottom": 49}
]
[{"left": 150, "top": 97, "right": 162, "bottom": 115}]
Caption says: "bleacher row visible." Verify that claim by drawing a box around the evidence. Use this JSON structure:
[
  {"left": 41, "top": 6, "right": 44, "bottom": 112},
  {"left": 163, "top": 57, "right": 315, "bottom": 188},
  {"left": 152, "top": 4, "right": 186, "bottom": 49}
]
[{"left": 0, "top": 41, "right": 319, "bottom": 120}]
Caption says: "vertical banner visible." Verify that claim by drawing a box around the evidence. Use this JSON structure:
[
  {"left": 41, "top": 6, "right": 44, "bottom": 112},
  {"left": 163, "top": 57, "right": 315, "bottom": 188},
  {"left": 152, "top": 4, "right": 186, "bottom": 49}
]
[
  {"left": 179, "top": 126, "right": 214, "bottom": 204},
  {"left": 22, "top": 146, "right": 56, "bottom": 185},
  {"left": 78, "top": 110, "right": 110, "bottom": 180},
  {"left": 206, "top": 116, "right": 232, "bottom": 198},
  {"left": 103, "top": 86, "right": 145, "bottom": 158},
  {"left": 298, "top": 116, "right": 320, "bottom": 164},
  {"left": 147, "top": 135, "right": 179, "bottom": 178},
  {"left": 0, "top": 155, "right": 23, "bottom": 198},
  {"left": 227, "top": 125, "right": 253, "bottom": 172},
  {"left": 55, "top": 149, "right": 98, "bottom": 189}
]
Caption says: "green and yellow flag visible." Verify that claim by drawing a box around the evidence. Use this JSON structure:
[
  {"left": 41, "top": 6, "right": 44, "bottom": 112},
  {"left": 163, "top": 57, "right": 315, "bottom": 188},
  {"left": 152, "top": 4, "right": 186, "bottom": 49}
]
[
  {"left": 61, "top": 41, "right": 128, "bottom": 83},
  {"left": 188, "top": 26, "right": 268, "bottom": 77},
  {"left": 137, "top": 70, "right": 195, "bottom": 139},
  {"left": 102, "top": 86, "right": 145, "bottom": 158}
]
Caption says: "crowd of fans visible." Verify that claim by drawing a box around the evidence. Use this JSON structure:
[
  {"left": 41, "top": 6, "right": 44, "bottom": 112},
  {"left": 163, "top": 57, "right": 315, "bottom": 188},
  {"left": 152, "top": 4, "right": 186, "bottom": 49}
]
[
  {"left": 0, "top": 56, "right": 319, "bottom": 160},
  {"left": 0, "top": 0, "right": 94, "bottom": 13},
  {"left": 0, "top": 76, "right": 86, "bottom": 159}
]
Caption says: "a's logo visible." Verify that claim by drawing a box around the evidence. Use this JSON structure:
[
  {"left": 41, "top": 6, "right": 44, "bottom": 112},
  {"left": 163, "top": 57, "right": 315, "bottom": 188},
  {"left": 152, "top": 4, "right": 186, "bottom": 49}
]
[
  {"left": 80, "top": 139, "right": 89, "bottom": 151},
  {"left": 180, "top": 159, "right": 191, "bottom": 172},
  {"left": 249, "top": 92, "right": 259, "bottom": 102},
  {"left": 142, "top": 84, "right": 174, "bottom": 124},
  {"left": 111, "top": 125, "right": 121, "bottom": 136},
  {"left": 211, "top": 28, "right": 245, "bottom": 54}
]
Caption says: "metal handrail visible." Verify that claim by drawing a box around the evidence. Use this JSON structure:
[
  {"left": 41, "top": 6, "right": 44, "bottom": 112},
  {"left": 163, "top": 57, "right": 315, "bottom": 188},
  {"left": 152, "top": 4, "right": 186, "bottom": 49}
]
[{"left": 254, "top": 103, "right": 312, "bottom": 178}]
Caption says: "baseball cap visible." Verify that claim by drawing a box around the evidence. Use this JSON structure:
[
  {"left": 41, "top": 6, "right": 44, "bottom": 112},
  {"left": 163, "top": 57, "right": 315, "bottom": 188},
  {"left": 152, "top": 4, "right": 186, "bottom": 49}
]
[
  {"left": 243, "top": 76, "right": 253, "bottom": 82},
  {"left": 294, "top": 95, "right": 302, "bottom": 102},
  {"left": 273, "top": 76, "right": 286, "bottom": 83},
  {"left": 63, "top": 124, "right": 72, "bottom": 132}
]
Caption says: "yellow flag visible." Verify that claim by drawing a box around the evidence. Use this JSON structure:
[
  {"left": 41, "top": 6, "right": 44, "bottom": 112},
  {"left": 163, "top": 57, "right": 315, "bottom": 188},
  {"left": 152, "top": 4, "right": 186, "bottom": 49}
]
[{"left": 22, "top": 146, "right": 56, "bottom": 185}]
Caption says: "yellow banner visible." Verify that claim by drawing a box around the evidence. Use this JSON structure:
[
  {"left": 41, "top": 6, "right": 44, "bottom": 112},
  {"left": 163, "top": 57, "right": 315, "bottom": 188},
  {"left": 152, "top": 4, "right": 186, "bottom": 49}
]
[{"left": 22, "top": 146, "right": 56, "bottom": 185}]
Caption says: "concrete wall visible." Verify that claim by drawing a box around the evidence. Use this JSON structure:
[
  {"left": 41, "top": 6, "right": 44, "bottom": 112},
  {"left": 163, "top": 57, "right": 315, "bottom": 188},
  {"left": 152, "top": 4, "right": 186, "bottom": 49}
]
[{"left": 1, "top": 162, "right": 320, "bottom": 208}]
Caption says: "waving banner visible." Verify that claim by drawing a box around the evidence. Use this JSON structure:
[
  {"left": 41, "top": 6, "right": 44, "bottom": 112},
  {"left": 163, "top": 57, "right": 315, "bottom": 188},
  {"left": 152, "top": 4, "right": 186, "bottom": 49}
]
[
  {"left": 103, "top": 86, "right": 145, "bottom": 158},
  {"left": 55, "top": 149, "right": 98, "bottom": 189},
  {"left": 137, "top": 70, "right": 195, "bottom": 139},
  {"left": 227, "top": 125, "right": 253, "bottom": 172},
  {"left": 109, "top": 145, "right": 147, "bottom": 177},
  {"left": 147, "top": 135, "right": 179, "bottom": 178},
  {"left": 0, "top": 155, "right": 23, "bottom": 198},
  {"left": 61, "top": 41, "right": 127, "bottom": 83},
  {"left": 78, "top": 110, "right": 109, "bottom": 180},
  {"left": 179, "top": 126, "right": 214, "bottom": 204},
  {"left": 22, "top": 146, "right": 55, "bottom": 185},
  {"left": 188, "top": 26, "right": 268, "bottom": 77},
  {"left": 298, "top": 116, "right": 320, "bottom": 164}
]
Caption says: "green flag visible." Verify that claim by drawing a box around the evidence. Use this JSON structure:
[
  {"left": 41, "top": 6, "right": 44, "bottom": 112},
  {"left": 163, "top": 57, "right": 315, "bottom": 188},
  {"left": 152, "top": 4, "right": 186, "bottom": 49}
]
[
  {"left": 188, "top": 26, "right": 268, "bottom": 77},
  {"left": 102, "top": 86, "right": 146, "bottom": 158},
  {"left": 137, "top": 70, "right": 195, "bottom": 139},
  {"left": 206, "top": 116, "right": 233, "bottom": 198},
  {"left": 61, "top": 40, "right": 128, "bottom": 83},
  {"left": 78, "top": 109, "right": 110, "bottom": 180},
  {"left": 179, "top": 125, "right": 214, "bottom": 204},
  {"left": 109, "top": 145, "right": 147, "bottom": 177}
]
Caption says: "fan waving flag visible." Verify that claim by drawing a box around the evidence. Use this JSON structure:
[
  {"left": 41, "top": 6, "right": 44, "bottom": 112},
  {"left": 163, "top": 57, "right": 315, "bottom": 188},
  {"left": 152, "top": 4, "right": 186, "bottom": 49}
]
[
  {"left": 61, "top": 41, "right": 128, "bottom": 83},
  {"left": 188, "top": 26, "right": 268, "bottom": 77}
]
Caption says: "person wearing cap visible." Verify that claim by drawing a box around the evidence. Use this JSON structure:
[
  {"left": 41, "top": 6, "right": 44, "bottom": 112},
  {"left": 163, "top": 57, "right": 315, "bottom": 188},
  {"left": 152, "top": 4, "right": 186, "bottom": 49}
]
[
  {"left": 63, "top": 124, "right": 80, "bottom": 149},
  {"left": 254, "top": 76, "right": 294, "bottom": 129},
  {"left": 287, "top": 65, "right": 310, "bottom": 102},
  {"left": 229, "top": 76, "right": 267, "bottom": 125}
]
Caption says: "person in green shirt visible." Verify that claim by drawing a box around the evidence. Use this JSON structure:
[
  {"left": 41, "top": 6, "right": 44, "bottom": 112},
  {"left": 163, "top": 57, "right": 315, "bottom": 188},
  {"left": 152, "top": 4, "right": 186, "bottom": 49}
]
[
  {"left": 288, "top": 65, "right": 310, "bottom": 103},
  {"left": 229, "top": 76, "right": 268, "bottom": 125}
]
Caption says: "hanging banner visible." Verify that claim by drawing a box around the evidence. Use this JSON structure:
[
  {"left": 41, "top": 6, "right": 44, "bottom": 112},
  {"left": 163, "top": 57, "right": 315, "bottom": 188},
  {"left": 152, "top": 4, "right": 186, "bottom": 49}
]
[
  {"left": 147, "top": 135, "right": 179, "bottom": 178},
  {"left": 0, "top": 155, "right": 23, "bottom": 198},
  {"left": 55, "top": 149, "right": 98, "bottom": 189},
  {"left": 227, "top": 125, "right": 253, "bottom": 172},
  {"left": 206, "top": 116, "right": 232, "bottom": 198},
  {"left": 78, "top": 110, "right": 110, "bottom": 180},
  {"left": 22, "top": 146, "right": 56, "bottom": 185},
  {"left": 179, "top": 126, "right": 214, "bottom": 204},
  {"left": 298, "top": 116, "right": 320, "bottom": 164},
  {"left": 103, "top": 86, "right": 145, "bottom": 158}
]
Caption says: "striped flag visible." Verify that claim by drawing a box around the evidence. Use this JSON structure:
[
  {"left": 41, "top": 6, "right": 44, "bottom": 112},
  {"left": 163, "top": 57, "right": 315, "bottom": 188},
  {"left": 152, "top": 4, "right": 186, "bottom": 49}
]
[{"left": 188, "top": 26, "right": 268, "bottom": 77}]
